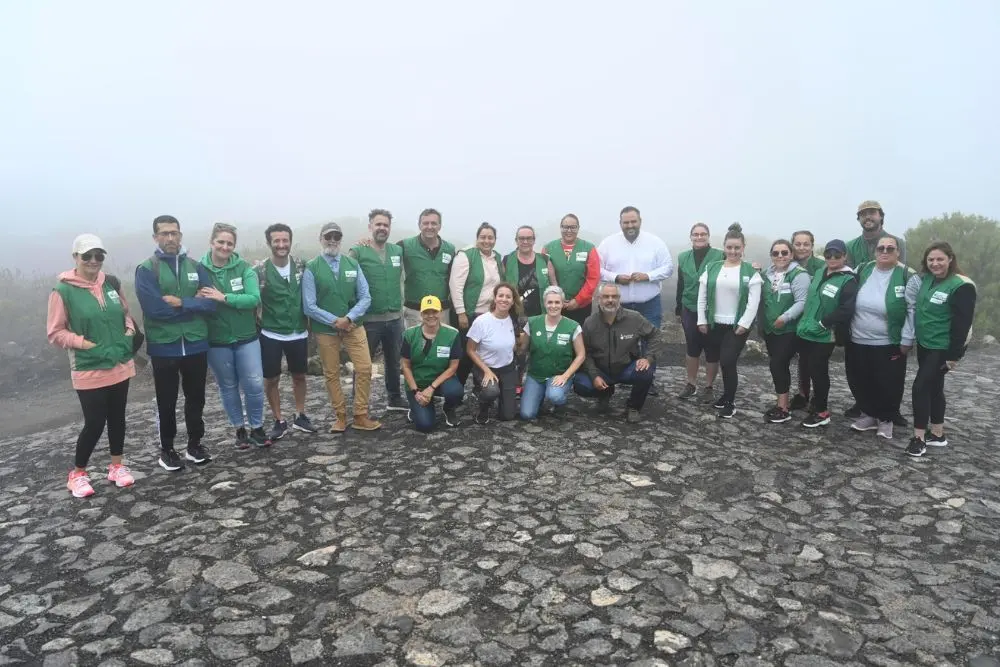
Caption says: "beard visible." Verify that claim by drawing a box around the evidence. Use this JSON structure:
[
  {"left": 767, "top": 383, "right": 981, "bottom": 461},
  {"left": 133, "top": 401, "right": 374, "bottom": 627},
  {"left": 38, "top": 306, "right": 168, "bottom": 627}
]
[{"left": 322, "top": 241, "right": 342, "bottom": 257}]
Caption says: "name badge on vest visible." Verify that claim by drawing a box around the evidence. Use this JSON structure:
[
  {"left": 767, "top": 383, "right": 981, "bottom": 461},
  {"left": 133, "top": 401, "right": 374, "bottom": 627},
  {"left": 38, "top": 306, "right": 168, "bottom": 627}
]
[
  {"left": 442, "top": 253, "right": 453, "bottom": 264},
  {"left": 821, "top": 284, "right": 839, "bottom": 298},
  {"left": 541, "top": 267, "right": 549, "bottom": 275},
  {"left": 187, "top": 272, "right": 199, "bottom": 282},
  {"left": 230, "top": 277, "right": 244, "bottom": 292},
  {"left": 930, "top": 290, "right": 949, "bottom": 305},
  {"left": 779, "top": 284, "right": 791, "bottom": 293},
  {"left": 742, "top": 275, "right": 751, "bottom": 284},
  {"left": 894, "top": 285, "right": 905, "bottom": 298},
  {"left": 391, "top": 256, "right": 401, "bottom": 267},
  {"left": 107, "top": 290, "right": 120, "bottom": 303},
  {"left": 575, "top": 252, "right": 588, "bottom": 262},
  {"left": 556, "top": 333, "right": 570, "bottom": 345},
  {"left": 436, "top": 345, "right": 450, "bottom": 358},
  {"left": 344, "top": 270, "right": 358, "bottom": 281}
]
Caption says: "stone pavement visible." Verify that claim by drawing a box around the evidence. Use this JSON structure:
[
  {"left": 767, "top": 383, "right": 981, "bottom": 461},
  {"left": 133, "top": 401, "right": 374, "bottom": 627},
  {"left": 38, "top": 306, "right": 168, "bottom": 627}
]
[{"left": 1, "top": 352, "right": 999, "bottom": 667}]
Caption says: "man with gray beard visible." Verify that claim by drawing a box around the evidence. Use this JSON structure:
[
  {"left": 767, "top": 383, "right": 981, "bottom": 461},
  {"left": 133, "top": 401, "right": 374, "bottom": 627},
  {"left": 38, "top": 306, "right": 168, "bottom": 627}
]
[{"left": 573, "top": 282, "right": 661, "bottom": 422}]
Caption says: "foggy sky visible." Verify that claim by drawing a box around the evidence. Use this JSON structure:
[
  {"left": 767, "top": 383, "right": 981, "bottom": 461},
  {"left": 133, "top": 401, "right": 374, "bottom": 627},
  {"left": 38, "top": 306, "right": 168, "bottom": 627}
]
[{"left": 2, "top": 0, "right": 999, "bottom": 252}]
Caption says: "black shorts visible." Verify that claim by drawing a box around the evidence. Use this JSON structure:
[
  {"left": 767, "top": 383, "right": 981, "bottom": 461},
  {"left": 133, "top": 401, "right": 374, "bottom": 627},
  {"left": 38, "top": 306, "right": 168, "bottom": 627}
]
[{"left": 260, "top": 334, "right": 309, "bottom": 379}]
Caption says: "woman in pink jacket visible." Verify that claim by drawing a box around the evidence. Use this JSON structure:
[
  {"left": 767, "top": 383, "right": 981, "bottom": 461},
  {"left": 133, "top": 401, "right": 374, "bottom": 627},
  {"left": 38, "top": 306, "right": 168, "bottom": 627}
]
[{"left": 47, "top": 234, "right": 138, "bottom": 498}]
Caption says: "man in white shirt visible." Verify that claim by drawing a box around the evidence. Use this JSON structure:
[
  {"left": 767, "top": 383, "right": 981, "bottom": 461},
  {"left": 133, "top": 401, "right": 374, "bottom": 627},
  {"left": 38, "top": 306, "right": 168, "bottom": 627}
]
[{"left": 598, "top": 206, "right": 674, "bottom": 328}]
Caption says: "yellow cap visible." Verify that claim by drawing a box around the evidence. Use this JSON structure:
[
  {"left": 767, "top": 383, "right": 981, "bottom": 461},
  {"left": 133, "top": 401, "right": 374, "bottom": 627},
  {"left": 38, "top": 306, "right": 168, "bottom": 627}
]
[{"left": 420, "top": 295, "right": 442, "bottom": 312}]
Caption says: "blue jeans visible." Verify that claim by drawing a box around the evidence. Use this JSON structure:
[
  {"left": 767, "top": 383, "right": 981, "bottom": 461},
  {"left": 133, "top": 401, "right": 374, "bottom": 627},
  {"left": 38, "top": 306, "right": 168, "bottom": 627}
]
[
  {"left": 573, "top": 360, "right": 656, "bottom": 410},
  {"left": 407, "top": 377, "right": 464, "bottom": 433},
  {"left": 364, "top": 318, "right": 404, "bottom": 399},
  {"left": 207, "top": 339, "right": 265, "bottom": 428},
  {"left": 623, "top": 295, "right": 663, "bottom": 329},
  {"left": 519, "top": 375, "right": 573, "bottom": 420}
]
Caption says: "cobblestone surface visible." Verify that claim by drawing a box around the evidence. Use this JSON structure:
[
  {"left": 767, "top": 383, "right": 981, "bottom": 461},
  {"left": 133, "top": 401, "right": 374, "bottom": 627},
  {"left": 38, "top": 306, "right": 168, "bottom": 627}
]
[{"left": 1, "top": 353, "right": 998, "bottom": 666}]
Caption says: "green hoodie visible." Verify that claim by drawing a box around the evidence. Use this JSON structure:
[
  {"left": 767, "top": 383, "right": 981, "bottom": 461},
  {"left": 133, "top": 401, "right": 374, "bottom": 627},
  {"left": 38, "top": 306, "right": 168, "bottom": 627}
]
[{"left": 200, "top": 251, "right": 261, "bottom": 345}]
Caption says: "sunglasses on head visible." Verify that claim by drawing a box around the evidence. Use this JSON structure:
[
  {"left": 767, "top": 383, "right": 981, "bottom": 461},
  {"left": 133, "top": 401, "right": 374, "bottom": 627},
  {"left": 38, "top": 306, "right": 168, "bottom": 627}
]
[
  {"left": 824, "top": 250, "right": 845, "bottom": 259},
  {"left": 876, "top": 245, "right": 897, "bottom": 254},
  {"left": 771, "top": 249, "right": 790, "bottom": 257},
  {"left": 323, "top": 231, "right": 343, "bottom": 241},
  {"left": 81, "top": 251, "right": 105, "bottom": 262}
]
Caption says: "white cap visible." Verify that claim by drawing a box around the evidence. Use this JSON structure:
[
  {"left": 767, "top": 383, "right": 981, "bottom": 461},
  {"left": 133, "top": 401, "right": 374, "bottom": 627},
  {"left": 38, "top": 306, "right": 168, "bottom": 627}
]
[{"left": 72, "top": 234, "right": 105, "bottom": 255}]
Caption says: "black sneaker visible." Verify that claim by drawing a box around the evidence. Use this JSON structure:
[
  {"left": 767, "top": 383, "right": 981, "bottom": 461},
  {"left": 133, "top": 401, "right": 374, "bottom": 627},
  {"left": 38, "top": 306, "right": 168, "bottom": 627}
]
[
  {"left": 624, "top": 408, "right": 641, "bottom": 423},
  {"left": 648, "top": 384, "right": 659, "bottom": 397},
  {"left": 891, "top": 412, "right": 909, "bottom": 427},
  {"left": 764, "top": 406, "right": 791, "bottom": 423},
  {"left": 677, "top": 383, "right": 697, "bottom": 400},
  {"left": 843, "top": 403, "right": 862, "bottom": 419},
  {"left": 926, "top": 433, "right": 949, "bottom": 448},
  {"left": 249, "top": 427, "right": 272, "bottom": 448},
  {"left": 158, "top": 449, "right": 185, "bottom": 472},
  {"left": 268, "top": 419, "right": 288, "bottom": 441},
  {"left": 717, "top": 402, "right": 736, "bottom": 419},
  {"left": 444, "top": 406, "right": 461, "bottom": 427},
  {"left": 475, "top": 404, "right": 491, "bottom": 425},
  {"left": 185, "top": 442, "right": 211, "bottom": 464},
  {"left": 801, "top": 411, "right": 831, "bottom": 428},
  {"left": 712, "top": 396, "right": 727, "bottom": 410},
  {"left": 234, "top": 427, "right": 251, "bottom": 451},
  {"left": 386, "top": 396, "right": 409, "bottom": 412},
  {"left": 789, "top": 394, "right": 810, "bottom": 412},
  {"left": 292, "top": 413, "right": 317, "bottom": 433},
  {"left": 906, "top": 437, "right": 927, "bottom": 457}
]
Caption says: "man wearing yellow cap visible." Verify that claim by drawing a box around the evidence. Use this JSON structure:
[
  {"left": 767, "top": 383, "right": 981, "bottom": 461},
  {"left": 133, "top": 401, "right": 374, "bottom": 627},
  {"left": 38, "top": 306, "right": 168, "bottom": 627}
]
[
  {"left": 846, "top": 200, "right": 907, "bottom": 268},
  {"left": 400, "top": 295, "right": 464, "bottom": 432}
]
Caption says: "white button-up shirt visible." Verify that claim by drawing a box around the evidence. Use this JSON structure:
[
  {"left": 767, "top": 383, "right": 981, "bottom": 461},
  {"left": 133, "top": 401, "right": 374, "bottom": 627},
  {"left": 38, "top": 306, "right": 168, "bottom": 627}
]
[{"left": 598, "top": 230, "right": 674, "bottom": 304}]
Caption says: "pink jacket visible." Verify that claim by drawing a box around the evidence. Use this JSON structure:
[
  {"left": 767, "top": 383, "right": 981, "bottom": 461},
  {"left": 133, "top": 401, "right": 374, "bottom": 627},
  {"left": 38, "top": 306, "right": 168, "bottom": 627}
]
[{"left": 47, "top": 270, "right": 137, "bottom": 391}]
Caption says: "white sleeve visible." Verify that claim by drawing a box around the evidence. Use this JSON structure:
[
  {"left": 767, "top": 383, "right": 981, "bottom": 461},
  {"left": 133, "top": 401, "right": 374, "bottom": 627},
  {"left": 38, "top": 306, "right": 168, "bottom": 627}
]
[
  {"left": 467, "top": 313, "right": 486, "bottom": 344},
  {"left": 738, "top": 273, "right": 764, "bottom": 330},
  {"left": 572, "top": 324, "right": 582, "bottom": 341},
  {"left": 697, "top": 271, "right": 709, "bottom": 326},
  {"left": 598, "top": 238, "right": 617, "bottom": 283}
]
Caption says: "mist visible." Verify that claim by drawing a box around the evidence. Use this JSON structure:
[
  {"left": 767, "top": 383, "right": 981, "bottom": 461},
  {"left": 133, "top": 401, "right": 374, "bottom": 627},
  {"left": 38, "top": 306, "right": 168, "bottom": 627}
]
[{"left": 2, "top": 0, "right": 999, "bottom": 274}]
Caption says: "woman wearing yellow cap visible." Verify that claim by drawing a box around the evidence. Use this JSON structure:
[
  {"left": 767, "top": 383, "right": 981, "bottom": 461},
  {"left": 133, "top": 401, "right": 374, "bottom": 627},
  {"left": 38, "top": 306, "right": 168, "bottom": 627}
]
[{"left": 401, "top": 295, "right": 464, "bottom": 432}]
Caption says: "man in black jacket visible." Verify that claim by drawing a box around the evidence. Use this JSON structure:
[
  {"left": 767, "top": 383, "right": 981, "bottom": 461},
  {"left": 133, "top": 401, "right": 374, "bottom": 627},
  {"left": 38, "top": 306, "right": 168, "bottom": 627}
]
[{"left": 574, "top": 282, "right": 661, "bottom": 422}]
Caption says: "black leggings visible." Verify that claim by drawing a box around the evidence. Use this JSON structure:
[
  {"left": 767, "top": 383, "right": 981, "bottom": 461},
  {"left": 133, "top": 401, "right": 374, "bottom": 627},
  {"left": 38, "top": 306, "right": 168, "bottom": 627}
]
[
  {"left": 705, "top": 325, "right": 748, "bottom": 403},
  {"left": 799, "top": 340, "right": 835, "bottom": 413},
  {"left": 473, "top": 362, "right": 518, "bottom": 421},
  {"left": 797, "top": 351, "right": 811, "bottom": 397},
  {"left": 764, "top": 333, "right": 798, "bottom": 395},
  {"left": 846, "top": 342, "right": 907, "bottom": 421},
  {"left": 912, "top": 345, "right": 948, "bottom": 430},
  {"left": 75, "top": 379, "right": 130, "bottom": 469}
]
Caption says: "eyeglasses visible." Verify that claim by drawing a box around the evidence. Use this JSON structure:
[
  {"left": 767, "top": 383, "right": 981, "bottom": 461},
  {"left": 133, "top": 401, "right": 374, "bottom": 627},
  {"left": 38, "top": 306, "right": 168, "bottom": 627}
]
[
  {"left": 80, "top": 251, "right": 105, "bottom": 262},
  {"left": 517, "top": 236, "right": 535, "bottom": 242},
  {"left": 876, "top": 245, "right": 897, "bottom": 254},
  {"left": 824, "top": 250, "right": 845, "bottom": 259},
  {"left": 771, "top": 249, "right": 790, "bottom": 257},
  {"left": 560, "top": 225, "right": 578, "bottom": 231},
  {"left": 323, "top": 231, "right": 343, "bottom": 241},
  {"left": 691, "top": 233, "right": 709, "bottom": 238}
]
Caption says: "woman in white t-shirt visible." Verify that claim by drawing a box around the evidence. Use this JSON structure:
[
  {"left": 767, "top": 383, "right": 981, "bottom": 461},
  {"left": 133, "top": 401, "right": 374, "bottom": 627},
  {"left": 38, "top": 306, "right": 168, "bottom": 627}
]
[
  {"left": 466, "top": 283, "right": 525, "bottom": 424},
  {"left": 518, "top": 285, "right": 586, "bottom": 420}
]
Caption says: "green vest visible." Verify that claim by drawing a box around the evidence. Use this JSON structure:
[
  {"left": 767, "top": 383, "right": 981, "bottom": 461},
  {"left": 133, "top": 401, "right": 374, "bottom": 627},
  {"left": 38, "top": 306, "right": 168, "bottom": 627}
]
[
  {"left": 526, "top": 315, "right": 578, "bottom": 381},
  {"left": 703, "top": 261, "right": 756, "bottom": 329},
  {"left": 857, "top": 261, "right": 914, "bottom": 345},
  {"left": 915, "top": 273, "right": 975, "bottom": 350},
  {"left": 258, "top": 258, "right": 307, "bottom": 335},
  {"left": 306, "top": 255, "right": 362, "bottom": 334},
  {"left": 462, "top": 248, "right": 503, "bottom": 316},
  {"left": 139, "top": 255, "right": 209, "bottom": 345},
  {"left": 796, "top": 270, "right": 856, "bottom": 343},
  {"left": 202, "top": 255, "right": 259, "bottom": 345},
  {"left": 800, "top": 255, "right": 826, "bottom": 276},
  {"left": 761, "top": 266, "right": 804, "bottom": 335},
  {"left": 543, "top": 238, "right": 595, "bottom": 298},
  {"left": 845, "top": 233, "right": 904, "bottom": 267},
  {"left": 504, "top": 253, "right": 551, "bottom": 295},
  {"left": 404, "top": 324, "right": 460, "bottom": 389},
  {"left": 677, "top": 247, "right": 724, "bottom": 312},
  {"left": 54, "top": 280, "right": 132, "bottom": 371},
  {"left": 352, "top": 244, "right": 403, "bottom": 315},
  {"left": 399, "top": 236, "right": 455, "bottom": 308}
]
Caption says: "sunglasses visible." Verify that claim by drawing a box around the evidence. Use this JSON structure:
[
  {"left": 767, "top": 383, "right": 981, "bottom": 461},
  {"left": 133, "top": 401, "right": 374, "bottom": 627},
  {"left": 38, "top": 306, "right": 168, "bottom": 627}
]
[
  {"left": 824, "top": 250, "right": 845, "bottom": 259},
  {"left": 323, "top": 232, "right": 343, "bottom": 241},
  {"left": 771, "top": 249, "right": 790, "bottom": 257},
  {"left": 876, "top": 245, "right": 897, "bottom": 254},
  {"left": 80, "top": 251, "right": 106, "bottom": 262}
]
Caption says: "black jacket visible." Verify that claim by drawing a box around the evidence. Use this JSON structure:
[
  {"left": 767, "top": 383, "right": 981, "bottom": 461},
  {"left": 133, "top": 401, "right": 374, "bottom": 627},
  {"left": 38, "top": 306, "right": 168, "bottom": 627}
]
[{"left": 581, "top": 307, "right": 661, "bottom": 379}]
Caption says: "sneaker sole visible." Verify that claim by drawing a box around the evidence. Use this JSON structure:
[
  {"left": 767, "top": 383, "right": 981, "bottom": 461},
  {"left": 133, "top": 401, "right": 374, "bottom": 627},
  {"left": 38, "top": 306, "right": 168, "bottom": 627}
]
[
  {"left": 291, "top": 423, "right": 317, "bottom": 433},
  {"left": 385, "top": 405, "right": 409, "bottom": 412},
  {"left": 351, "top": 425, "right": 382, "bottom": 431},
  {"left": 925, "top": 440, "right": 949, "bottom": 447},
  {"left": 158, "top": 459, "right": 184, "bottom": 471},
  {"left": 718, "top": 413, "right": 735, "bottom": 419},
  {"left": 906, "top": 449, "right": 926, "bottom": 458},
  {"left": 802, "top": 420, "right": 831, "bottom": 428},
  {"left": 850, "top": 424, "right": 879, "bottom": 432},
  {"left": 185, "top": 454, "right": 210, "bottom": 464},
  {"left": 766, "top": 416, "right": 792, "bottom": 424}
]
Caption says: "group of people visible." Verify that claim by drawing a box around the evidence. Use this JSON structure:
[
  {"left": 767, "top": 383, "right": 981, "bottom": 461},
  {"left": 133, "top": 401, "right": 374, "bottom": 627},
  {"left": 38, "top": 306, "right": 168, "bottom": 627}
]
[
  {"left": 676, "top": 200, "right": 976, "bottom": 459},
  {"left": 46, "top": 201, "right": 975, "bottom": 498}
]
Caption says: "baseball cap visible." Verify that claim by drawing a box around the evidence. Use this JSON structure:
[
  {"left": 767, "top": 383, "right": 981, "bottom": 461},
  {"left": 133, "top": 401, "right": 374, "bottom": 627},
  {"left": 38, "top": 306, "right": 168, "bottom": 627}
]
[
  {"left": 72, "top": 234, "right": 105, "bottom": 255},
  {"left": 420, "top": 295, "right": 442, "bottom": 312},
  {"left": 320, "top": 221, "right": 342, "bottom": 237},
  {"left": 857, "top": 200, "right": 883, "bottom": 214},
  {"left": 824, "top": 239, "right": 847, "bottom": 255}
]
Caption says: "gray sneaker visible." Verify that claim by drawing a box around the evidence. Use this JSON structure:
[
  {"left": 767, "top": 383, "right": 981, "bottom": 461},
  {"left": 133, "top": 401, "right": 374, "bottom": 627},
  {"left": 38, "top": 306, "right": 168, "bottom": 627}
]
[
  {"left": 386, "top": 395, "right": 409, "bottom": 412},
  {"left": 876, "top": 420, "right": 893, "bottom": 440},
  {"left": 292, "top": 413, "right": 317, "bottom": 433},
  {"left": 677, "top": 383, "right": 697, "bottom": 400},
  {"left": 850, "top": 415, "right": 879, "bottom": 432}
]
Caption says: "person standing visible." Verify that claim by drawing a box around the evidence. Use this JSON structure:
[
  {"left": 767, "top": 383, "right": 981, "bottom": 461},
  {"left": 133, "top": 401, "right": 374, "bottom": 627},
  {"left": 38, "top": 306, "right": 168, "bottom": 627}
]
[
  {"left": 466, "top": 283, "right": 524, "bottom": 424},
  {"left": 48, "top": 234, "right": 137, "bottom": 497},
  {"left": 598, "top": 206, "right": 674, "bottom": 327},
  {"left": 350, "top": 209, "right": 408, "bottom": 412},
  {"left": 846, "top": 235, "right": 916, "bottom": 440},
  {"left": 199, "top": 223, "right": 269, "bottom": 449},
  {"left": 795, "top": 240, "right": 859, "bottom": 428},
  {"left": 541, "top": 214, "right": 599, "bottom": 325},
  {"left": 696, "top": 223, "right": 763, "bottom": 419},
  {"left": 759, "top": 239, "right": 809, "bottom": 423},
  {"left": 302, "top": 222, "right": 381, "bottom": 432},
  {"left": 574, "top": 282, "right": 661, "bottom": 422},
  {"left": 675, "top": 222, "right": 724, "bottom": 401},
  {"left": 256, "top": 223, "right": 316, "bottom": 441},
  {"left": 449, "top": 223, "right": 504, "bottom": 387},
  {"left": 904, "top": 242, "right": 976, "bottom": 457},
  {"left": 398, "top": 208, "right": 456, "bottom": 328},
  {"left": 504, "top": 225, "right": 557, "bottom": 394},
  {"left": 518, "top": 286, "right": 586, "bottom": 420},
  {"left": 401, "top": 295, "right": 464, "bottom": 432},
  {"left": 789, "top": 230, "right": 826, "bottom": 412},
  {"left": 135, "top": 215, "right": 217, "bottom": 471}
]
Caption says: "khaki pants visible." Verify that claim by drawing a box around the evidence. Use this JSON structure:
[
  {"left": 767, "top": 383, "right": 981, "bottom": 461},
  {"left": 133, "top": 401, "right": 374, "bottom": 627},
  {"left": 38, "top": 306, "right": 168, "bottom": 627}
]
[
  {"left": 404, "top": 307, "right": 452, "bottom": 329},
  {"left": 316, "top": 328, "right": 372, "bottom": 419}
]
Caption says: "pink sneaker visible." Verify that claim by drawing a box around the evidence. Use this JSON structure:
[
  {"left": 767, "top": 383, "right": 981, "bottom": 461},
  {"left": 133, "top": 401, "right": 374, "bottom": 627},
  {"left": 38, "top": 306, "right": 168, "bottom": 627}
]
[
  {"left": 107, "top": 463, "right": 135, "bottom": 488},
  {"left": 67, "top": 470, "right": 95, "bottom": 498}
]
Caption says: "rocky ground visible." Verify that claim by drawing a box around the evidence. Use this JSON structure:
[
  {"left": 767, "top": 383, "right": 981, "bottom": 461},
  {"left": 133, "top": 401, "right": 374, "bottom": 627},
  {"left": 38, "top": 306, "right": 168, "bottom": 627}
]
[{"left": 0, "top": 351, "right": 998, "bottom": 667}]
